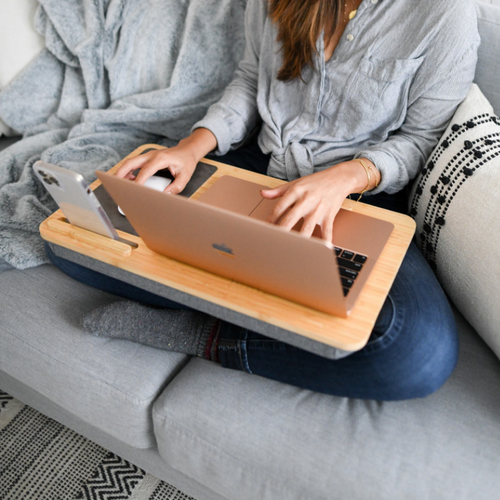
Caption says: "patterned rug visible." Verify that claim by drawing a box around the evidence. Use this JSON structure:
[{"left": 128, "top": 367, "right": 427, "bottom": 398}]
[{"left": 0, "top": 390, "right": 195, "bottom": 500}]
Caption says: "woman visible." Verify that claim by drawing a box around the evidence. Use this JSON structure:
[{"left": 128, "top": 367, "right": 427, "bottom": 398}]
[{"left": 47, "top": 0, "right": 480, "bottom": 400}]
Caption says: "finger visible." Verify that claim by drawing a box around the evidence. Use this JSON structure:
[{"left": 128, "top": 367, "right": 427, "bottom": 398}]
[
  {"left": 121, "top": 150, "right": 174, "bottom": 184},
  {"left": 115, "top": 155, "right": 150, "bottom": 179},
  {"left": 322, "top": 204, "right": 342, "bottom": 244},
  {"left": 266, "top": 188, "right": 300, "bottom": 225},
  {"left": 322, "top": 213, "right": 335, "bottom": 245},
  {"left": 267, "top": 200, "right": 292, "bottom": 225},
  {"left": 299, "top": 212, "right": 321, "bottom": 238},
  {"left": 260, "top": 184, "right": 288, "bottom": 199},
  {"left": 298, "top": 203, "right": 327, "bottom": 238},
  {"left": 276, "top": 200, "right": 310, "bottom": 232},
  {"left": 164, "top": 168, "right": 192, "bottom": 195},
  {"left": 133, "top": 158, "right": 171, "bottom": 185}
]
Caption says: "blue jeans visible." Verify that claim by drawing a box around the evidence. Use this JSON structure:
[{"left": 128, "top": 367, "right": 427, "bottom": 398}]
[{"left": 46, "top": 140, "right": 458, "bottom": 401}]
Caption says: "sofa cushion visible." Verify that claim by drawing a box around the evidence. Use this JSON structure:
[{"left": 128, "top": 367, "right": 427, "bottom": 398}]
[
  {"left": 152, "top": 310, "right": 500, "bottom": 500},
  {"left": 0, "top": 264, "right": 189, "bottom": 449},
  {"left": 409, "top": 84, "right": 500, "bottom": 360}
]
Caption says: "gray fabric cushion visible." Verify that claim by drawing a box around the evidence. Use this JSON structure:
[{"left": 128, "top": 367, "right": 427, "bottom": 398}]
[
  {"left": 0, "top": 264, "right": 189, "bottom": 449},
  {"left": 153, "top": 310, "right": 500, "bottom": 500},
  {"left": 475, "top": 1, "right": 500, "bottom": 115}
]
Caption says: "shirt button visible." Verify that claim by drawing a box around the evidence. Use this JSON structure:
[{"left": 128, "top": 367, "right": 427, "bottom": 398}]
[
  {"left": 371, "top": 0, "right": 378, "bottom": 4},
  {"left": 346, "top": 34, "right": 354, "bottom": 42}
]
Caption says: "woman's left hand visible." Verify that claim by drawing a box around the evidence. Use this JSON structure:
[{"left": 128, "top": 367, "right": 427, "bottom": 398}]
[{"left": 260, "top": 159, "right": 379, "bottom": 243}]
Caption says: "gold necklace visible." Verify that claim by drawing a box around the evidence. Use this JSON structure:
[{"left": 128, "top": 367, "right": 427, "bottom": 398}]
[{"left": 345, "top": 0, "right": 358, "bottom": 20}]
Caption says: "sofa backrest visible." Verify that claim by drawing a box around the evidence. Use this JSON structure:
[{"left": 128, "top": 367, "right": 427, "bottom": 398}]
[{"left": 475, "top": 1, "right": 500, "bottom": 114}]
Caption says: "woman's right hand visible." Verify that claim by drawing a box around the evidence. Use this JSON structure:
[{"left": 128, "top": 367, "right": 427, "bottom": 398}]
[{"left": 115, "top": 128, "right": 218, "bottom": 195}]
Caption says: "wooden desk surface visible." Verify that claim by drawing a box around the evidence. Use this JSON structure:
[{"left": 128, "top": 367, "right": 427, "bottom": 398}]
[{"left": 40, "top": 144, "right": 415, "bottom": 353}]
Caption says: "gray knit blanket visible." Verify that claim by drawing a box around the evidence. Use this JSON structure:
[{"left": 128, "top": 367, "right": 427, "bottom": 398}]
[{"left": 0, "top": 0, "right": 247, "bottom": 270}]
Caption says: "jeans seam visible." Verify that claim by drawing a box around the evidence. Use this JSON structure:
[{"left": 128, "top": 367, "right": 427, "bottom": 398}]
[
  {"left": 362, "top": 294, "right": 402, "bottom": 353},
  {"left": 238, "top": 330, "right": 253, "bottom": 374},
  {"left": 374, "top": 294, "right": 397, "bottom": 337},
  {"left": 218, "top": 326, "right": 253, "bottom": 373}
]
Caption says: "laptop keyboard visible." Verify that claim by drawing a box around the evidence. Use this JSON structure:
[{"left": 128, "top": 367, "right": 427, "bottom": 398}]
[{"left": 334, "top": 247, "right": 368, "bottom": 297}]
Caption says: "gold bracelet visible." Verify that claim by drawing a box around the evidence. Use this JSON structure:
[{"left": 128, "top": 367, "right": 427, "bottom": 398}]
[
  {"left": 366, "top": 163, "right": 380, "bottom": 188},
  {"left": 354, "top": 158, "right": 371, "bottom": 202}
]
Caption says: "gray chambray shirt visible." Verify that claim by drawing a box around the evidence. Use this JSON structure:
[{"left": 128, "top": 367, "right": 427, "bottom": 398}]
[{"left": 194, "top": 0, "right": 480, "bottom": 194}]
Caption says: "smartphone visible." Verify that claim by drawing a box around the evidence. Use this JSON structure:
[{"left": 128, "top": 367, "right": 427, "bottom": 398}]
[{"left": 33, "top": 161, "right": 120, "bottom": 240}]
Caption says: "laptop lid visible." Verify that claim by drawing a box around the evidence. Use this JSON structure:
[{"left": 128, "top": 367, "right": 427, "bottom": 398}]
[
  {"left": 96, "top": 171, "right": 393, "bottom": 317},
  {"left": 196, "top": 176, "right": 395, "bottom": 312}
]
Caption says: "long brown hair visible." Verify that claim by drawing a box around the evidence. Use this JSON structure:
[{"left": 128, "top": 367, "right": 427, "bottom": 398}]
[{"left": 268, "top": 0, "right": 344, "bottom": 81}]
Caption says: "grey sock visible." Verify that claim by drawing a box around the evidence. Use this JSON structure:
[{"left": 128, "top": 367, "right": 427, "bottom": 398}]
[{"left": 82, "top": 301, "right": 218, "bottom": 358}]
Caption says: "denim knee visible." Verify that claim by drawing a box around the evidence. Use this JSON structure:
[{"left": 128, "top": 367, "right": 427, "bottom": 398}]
[
  {"left": 360, "top": 244, "right": 459, "bottom": 399},
  {"left": 201, "top": 241, "right": 461, "bottom": 401},
  {"left": 400, "top": 311, "right": 459, "bottom": 398}
]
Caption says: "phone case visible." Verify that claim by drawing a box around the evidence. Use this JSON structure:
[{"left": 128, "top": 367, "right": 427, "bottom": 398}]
[{"left": 33, "top": 161, "right": 119, "bottom": 240}]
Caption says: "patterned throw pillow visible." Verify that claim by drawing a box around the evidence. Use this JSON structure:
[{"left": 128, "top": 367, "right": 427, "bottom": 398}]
[{"left": 409, "top": 83, "right": 500, "bottom": 359}]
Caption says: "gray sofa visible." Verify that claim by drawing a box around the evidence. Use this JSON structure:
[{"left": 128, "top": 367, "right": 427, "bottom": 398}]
[{"left": 1, "top": 3, "right": 500, "bottom": 500}]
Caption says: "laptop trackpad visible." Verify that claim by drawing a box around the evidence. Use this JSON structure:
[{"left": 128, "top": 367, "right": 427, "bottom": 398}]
[
  {"left": 197, "top": 175, "right": 274, "bottom": 216},
  {"left": 198, "top": 175, "right": 310, "bottom": 227},
  {"left": 248, "top": 197, "right": 279, "bottom": 221}
]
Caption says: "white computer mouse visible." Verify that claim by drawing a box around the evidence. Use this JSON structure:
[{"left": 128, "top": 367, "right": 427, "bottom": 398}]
[
  {"left": 118, "top": 175, "right": 172, "bottom": 216},
  {"left": 143, "top": 175, "right": 172, "bottom": 192}
]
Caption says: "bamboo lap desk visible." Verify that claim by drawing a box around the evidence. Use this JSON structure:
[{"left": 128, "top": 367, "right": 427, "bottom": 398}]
[{"left": 39, "top": 144, "right": 416, "bottom": 358}]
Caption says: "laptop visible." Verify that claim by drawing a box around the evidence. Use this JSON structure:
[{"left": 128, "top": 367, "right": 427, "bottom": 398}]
[{"left": 96, "top": 171, "right": 394, "bottom": 317}]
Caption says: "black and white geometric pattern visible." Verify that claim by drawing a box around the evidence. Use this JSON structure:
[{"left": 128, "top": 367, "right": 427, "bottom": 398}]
[
  {"left": 409, "top": 84, "right": 500, "bottom": 272},
  {"left": 409, "top": 83, "right": 500, "bottom": 361},
  {"left": 0, "top": 389, "right": 196, "bottom": 500},
  {"left": 0, "top": 390, "right": 13, "bottom": 410},
  {"left": 74, "top": 453, "right": 146, "bottom": 500}
]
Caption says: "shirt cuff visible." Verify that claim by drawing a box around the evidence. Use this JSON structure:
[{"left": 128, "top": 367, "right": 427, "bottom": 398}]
[
  {"left": 191, "top": 106, "right": 235, "bottom": 156},
  {"left": 355, "top": 149, "right": 410, "bottom": 196}
]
